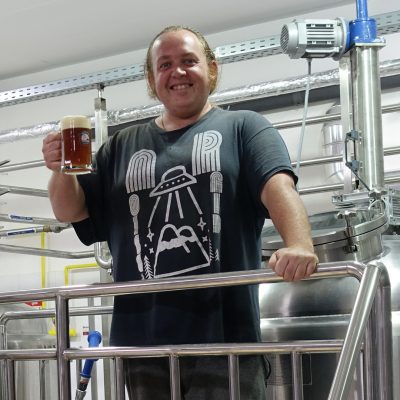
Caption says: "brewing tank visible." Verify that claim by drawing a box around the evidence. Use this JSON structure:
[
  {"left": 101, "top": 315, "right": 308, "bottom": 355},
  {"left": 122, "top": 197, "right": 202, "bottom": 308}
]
[{"left": 260, "top": 208, "right": 399, "bottom": 399}]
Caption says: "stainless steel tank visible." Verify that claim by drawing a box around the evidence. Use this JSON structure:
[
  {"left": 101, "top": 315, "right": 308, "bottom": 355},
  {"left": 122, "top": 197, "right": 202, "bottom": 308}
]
[{"left": 260, "top": 208, "right": 399, "bottom": 399}]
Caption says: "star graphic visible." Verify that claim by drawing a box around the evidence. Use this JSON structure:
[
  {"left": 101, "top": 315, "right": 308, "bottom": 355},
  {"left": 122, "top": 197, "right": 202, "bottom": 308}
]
[
  {"left": 198, "top": 217, "right": 206, "bottom": 230},
  {"left": 147, "top": 229, "right": 154, "bottom": 241}
]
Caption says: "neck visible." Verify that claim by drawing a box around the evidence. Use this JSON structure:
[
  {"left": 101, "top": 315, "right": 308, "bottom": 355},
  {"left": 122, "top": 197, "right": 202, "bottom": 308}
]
[{"left": 160, "top": 103, "right": 212, "bottom": 131}]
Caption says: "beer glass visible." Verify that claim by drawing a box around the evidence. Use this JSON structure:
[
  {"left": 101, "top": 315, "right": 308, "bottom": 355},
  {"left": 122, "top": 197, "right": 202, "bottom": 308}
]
[{"left": 60, "top": 115, "right": 92, "bottom": 174}]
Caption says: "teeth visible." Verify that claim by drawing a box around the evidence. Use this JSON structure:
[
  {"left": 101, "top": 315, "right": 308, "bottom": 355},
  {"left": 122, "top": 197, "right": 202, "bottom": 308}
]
[{"left": 172, "top": 84, "right": 190, "bottom": 90}]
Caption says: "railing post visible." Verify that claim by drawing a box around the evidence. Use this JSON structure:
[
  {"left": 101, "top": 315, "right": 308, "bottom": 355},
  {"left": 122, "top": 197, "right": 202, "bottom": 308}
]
[
  {"left": 291, "top": 352, "right": 304, "bottom": 400},
  {"left": 368, "top": 261, "right": 393, "bottom": 399},
  {"left": 56, "top": 294, "right": 71, "bottom": 400},
  {"left": 228, "top": 354, "right": 240, "bottom": 400},
  {"left": 6, "top": 359, "right": 15, "bottom": 400},
  {"left": 115, "top": 357, "right": 126, "bottom": 400},
  {"left": 169, "top": 355, "right": 181, "bottom": 400},
  {"left": 328, "top": 261, "right": 390, "bottom": 399}
]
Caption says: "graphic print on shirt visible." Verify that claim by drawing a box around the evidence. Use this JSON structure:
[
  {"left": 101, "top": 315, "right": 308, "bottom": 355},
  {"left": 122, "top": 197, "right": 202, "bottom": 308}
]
[{"left": 125, "top": 130, "right": 222, "bottom": 279}]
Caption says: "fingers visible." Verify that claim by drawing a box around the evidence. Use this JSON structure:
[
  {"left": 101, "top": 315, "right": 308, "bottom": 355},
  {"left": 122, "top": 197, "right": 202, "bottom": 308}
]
[
  {"left": 268, "top": 248, "right": 318, "bottom": 282},
  {"left": 42, "top": 131, "right": 62, "bottom": 171}
]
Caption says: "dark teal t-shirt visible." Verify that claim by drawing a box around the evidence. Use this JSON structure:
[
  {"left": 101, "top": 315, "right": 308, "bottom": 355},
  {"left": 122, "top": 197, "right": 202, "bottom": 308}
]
[{"left": 73, "top": 107, "right": 296, "bottom": 346}]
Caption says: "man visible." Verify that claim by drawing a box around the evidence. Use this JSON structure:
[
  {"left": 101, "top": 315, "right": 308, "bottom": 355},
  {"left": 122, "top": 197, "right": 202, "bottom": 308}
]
[{"left": 43, "top": 26, "right": 318, "bottom": 399}]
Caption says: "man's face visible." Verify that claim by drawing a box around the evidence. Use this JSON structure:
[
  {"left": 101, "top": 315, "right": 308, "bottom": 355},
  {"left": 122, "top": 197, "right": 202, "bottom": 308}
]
[{"left": 149, "top": 30, "right": 217, "bottom": 119}]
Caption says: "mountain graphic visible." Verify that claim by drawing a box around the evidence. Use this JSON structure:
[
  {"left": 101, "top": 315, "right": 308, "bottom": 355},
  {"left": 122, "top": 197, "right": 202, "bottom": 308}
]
[{"left": 154, "top": 224, "right": 210, "bottom": 278}]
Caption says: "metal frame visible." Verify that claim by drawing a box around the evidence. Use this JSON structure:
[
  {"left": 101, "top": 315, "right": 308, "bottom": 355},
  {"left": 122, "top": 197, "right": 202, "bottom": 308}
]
[
  {"left": 0, "top": 262, "right": 393, "bottom": 400},
  {"left": 0, "top": 11, "right": 399, "bottom": 108}
]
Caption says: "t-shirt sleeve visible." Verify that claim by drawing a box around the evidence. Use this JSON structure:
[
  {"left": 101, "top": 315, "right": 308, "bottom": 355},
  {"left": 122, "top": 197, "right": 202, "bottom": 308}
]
[
  {"left": 242, "top": 111, "right": 297, "bottom": 214},
  {"left": 72, "top": 143, "right": 110, "bottom": 245}
]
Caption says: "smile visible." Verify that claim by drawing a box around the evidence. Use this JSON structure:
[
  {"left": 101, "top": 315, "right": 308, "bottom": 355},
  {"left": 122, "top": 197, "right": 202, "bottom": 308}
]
[{"left": 170, "top": 84, "right": 192, "bottom": 90}]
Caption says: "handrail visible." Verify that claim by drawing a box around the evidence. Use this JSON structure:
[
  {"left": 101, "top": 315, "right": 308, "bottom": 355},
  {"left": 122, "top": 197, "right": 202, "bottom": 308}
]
[{"left": 0, "top": 262, "right": 393, "bottom": 400}]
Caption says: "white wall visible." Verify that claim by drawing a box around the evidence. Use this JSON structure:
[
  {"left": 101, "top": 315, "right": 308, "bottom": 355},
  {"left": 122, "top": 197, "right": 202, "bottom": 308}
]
[{"left": 0, "top": 1, "right": 399, "bottom": 299}]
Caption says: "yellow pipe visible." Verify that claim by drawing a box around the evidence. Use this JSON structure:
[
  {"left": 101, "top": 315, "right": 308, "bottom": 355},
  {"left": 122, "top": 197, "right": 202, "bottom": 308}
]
[
  {"left": 64, "top": 263, "right": 98, "bottom": 286},
  {"left": 48, "top": 263, "right": 99, "bottom": 337}
]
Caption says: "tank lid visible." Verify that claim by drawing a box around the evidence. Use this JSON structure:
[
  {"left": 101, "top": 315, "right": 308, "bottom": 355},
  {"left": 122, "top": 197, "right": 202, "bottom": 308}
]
[{"left": 262, "top": 209, "right": 388, "bottom": 250}]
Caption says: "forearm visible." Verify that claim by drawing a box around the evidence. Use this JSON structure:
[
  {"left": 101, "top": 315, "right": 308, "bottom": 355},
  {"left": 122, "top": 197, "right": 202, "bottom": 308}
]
[
  {"left": 262, "top": 173, "right": 313, "bottom": 251},
  {"left": 48, "top": 171, "right": 89, "bottom": 222}
]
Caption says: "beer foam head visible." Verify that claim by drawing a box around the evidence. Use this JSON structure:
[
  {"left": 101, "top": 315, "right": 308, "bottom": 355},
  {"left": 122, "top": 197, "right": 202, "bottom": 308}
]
[{"left": 60, "top": 115, "right": 91, "bottom": 130}]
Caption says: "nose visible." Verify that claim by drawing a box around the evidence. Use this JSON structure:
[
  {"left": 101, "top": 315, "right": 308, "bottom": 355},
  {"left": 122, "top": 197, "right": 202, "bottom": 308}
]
[{"left": 171, "top": 66, "right": 186, "bottom": 77}]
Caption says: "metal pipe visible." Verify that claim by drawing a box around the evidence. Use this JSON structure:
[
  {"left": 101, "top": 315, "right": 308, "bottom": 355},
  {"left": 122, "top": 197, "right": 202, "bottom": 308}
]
[
  {"left": 0, "top": 185, "right": 48, "bottom": 197},
  {"left": 0, "top": 244, "right": 94, "bottom": 259},
  {"left": 228, "top": 354, "right": 240, "bottom": 400},
  {"left": 56, "top": 294, "right": 70, "bottom": 400},
  {"left": 115, "top": 358, "right": 125, "bottom": 400},
  {"left": 328, "top": 262, "right": 385, "bottom": 400},
  {"left": 0, "top": 213, "right": 67, "bottom": 226},
  {"left": 1, "top": 57, "right": 400, "bottom": 143},
  {"left": 169, "top": 355, "right": 182, "bottom": 400},
  {"left": 0, "top": 263, "right": 359, "bottom": 305},
  {"left": 368, "top": 261, "right": 393, "bottom": 399},
  {"left": 39, "top": 360, "right": 46, "bottom": 400},
  {"left": 298, "top": 174, "right": 400, "bottom": 195},
  {"left": 352, "top": 44, "right": 386, "bottom": 190},
  {"left": 291, "top": 352, "right": 304, "bottom": 400},
  {"left": 0, "top": 224, "right": 69, "bottom": 237},
  {"left": 6, "top": 359, "right": 15, "bottom": 400},
  {"left": 94, "top": 242, "right": 113, "bottom": 270},
  {"left": 0, "top": 306, "right": 113, "bottom": 326},
  {"left": 64, "top": 340, "right": 343, "bottom": 361}
]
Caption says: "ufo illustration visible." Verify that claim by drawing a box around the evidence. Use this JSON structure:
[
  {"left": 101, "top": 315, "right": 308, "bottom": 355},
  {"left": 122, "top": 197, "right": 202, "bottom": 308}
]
[{"left": 149, "top": 166, "right": 197, "bottom": 197}]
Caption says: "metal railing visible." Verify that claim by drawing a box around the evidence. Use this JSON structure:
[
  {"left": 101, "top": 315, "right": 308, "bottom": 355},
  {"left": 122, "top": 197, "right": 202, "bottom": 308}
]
[{"left": 0, "top": 261, "right": 393, "bottom": 400}]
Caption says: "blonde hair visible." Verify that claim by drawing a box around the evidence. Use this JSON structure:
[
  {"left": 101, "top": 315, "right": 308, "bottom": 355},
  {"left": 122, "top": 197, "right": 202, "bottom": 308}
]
[{"left": 145, "top": 25, "right": 218, "bottom": 99}]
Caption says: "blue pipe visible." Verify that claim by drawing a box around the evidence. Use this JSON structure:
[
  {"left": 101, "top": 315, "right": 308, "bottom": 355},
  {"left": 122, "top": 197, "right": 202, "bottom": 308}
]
[
  {"left": 356, "top": 0, "right": 369, "bottom": 20},
  {"left": 76, "top": 330, "right": 102, "bottom": 397},
  {"left": 80, "top": 330, "right": 102, "bottom": 380},
  {"left": 349, "top": 0, "right": 377, "bottom": 44}
]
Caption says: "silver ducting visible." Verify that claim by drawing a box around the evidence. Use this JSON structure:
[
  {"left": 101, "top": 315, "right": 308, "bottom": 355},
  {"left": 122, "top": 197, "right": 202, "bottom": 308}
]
[{"left": 1, "top": 58, "right": 400, "bottom": 144}]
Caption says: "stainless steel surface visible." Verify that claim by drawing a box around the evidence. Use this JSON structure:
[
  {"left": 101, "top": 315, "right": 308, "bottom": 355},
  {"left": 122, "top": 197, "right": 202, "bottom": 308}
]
[
  {"left": 6, "top": 360, "right": 15, "bottom": 400},
  {"left": 228, "top": 355, "right": 240, "bottom": 400},
  {"left": 169, "top": 356, "right": 181, "bottom": 400},
  {"left": 115, "top": 358, "right": 125, "bottom": 400},
  {"left": 0, "top": 263, "right": 391, "bottom": 400},
  {"left": 328, "top": 261, "right": 391, "bottom": 400},
  {"left": 0, "top": 185, "right": 48, "bottom": 197},
  {"left": 262, "top": 206, "right": 399, "bottom": 399},
  {"left": 291, "top": 352, "right": 303, "bottom": 400},
  {"left": 56, "top": 295, "right": 71, "bottom": 400},
  {"left": 0, "top": 244, "right": 94, "bottom": 259},
  {"left": 352, "top": 44, "right": 386, "bottom": 191}
]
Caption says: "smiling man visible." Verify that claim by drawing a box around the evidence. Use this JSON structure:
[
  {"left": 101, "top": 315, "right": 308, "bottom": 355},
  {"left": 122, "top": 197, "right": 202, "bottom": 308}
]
[{"left": 42, "top": 26, "right": 318, "bottom": 400}]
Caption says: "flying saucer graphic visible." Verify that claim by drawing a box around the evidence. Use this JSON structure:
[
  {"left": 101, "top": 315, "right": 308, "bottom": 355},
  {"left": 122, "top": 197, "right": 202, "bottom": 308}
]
[{"left": 150, "top": 166, "right": 197, "bottom": 197}]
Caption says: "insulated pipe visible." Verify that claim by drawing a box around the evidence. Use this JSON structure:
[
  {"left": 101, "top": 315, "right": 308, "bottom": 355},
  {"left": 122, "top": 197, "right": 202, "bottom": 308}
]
[{"left": 1, "top": 59, "right": 400, "bottom": 144}]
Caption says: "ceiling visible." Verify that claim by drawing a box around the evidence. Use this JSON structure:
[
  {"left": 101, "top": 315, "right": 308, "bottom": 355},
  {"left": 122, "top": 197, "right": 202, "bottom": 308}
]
[{"left": 0, "top": 0, "right": 354, "bottom": 81}]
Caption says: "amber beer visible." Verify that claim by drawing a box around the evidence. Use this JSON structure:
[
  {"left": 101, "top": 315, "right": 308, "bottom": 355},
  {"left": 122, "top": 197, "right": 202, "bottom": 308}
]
[{"left": 60, "top": 115, "right": 92, "bottom": 174}]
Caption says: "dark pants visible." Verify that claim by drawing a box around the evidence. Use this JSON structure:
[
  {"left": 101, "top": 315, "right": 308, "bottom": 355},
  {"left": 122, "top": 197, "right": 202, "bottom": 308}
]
[{"left": 124, "top": 355, "right": 268, "bottom": 400}]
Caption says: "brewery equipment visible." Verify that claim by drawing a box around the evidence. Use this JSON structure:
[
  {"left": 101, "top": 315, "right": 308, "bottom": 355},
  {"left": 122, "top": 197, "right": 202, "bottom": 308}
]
[{"left": 261, "top": 1, "right": 398, "bottom": 397}]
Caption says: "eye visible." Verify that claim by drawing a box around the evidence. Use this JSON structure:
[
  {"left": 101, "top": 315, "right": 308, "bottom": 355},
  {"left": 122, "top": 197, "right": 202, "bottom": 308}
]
[
  {"left": 159, "top": 62, "right": 171, "bottom": 70},
  {"left": 183, "top": 58, "right": 197, "bottom": 66}
]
